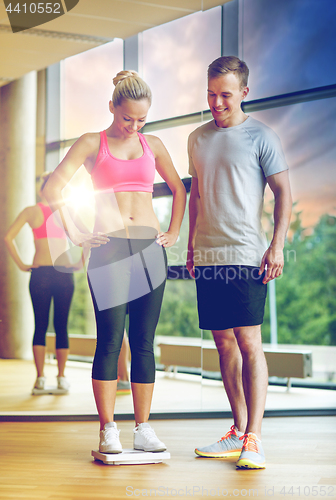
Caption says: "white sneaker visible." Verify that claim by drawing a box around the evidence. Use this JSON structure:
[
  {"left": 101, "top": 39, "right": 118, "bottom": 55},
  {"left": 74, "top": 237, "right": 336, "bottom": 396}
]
[
  {"left": 133, "top": 423, "right": 166, "bottom": 452},
  {"left": 34, "top": 376, "right": 46, "bottom": 390},
  {"left": 57, "top": 376, "right": 70, "bottom": 391},
  {"left": 99, "top": 422, "right": 122, "bottom": 454}
]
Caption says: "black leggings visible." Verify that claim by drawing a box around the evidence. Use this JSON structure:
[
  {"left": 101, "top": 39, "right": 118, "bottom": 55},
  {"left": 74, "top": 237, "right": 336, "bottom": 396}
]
[
  {"left": 88, "top": 231, "right": 167, "bottom": 383},
  {"left": 29, "top": 267, "right": 74, "bottom": 349}
]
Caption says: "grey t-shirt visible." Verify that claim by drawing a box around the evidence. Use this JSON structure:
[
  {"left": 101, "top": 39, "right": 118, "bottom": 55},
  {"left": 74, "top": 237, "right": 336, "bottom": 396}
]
[{"left": 188, "top": 116, "right": 288, "bottom": 267}]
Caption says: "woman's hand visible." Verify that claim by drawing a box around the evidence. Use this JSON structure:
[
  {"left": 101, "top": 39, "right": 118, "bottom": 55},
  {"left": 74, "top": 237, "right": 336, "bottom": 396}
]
[
  {"left": 19, "top": 264, "right": 36, "bottom": 272},
  {"left": 156, "top": 231, "right": 178, "bottom": 248},
  {"left": 70, "top": 231, "right": 110, "bottom": 249}
]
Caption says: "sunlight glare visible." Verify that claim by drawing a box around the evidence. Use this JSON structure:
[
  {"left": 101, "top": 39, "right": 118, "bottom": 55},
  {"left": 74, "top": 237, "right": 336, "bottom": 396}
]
[{"left": 67, "top": 186, "right": 94, "bottom": 210}]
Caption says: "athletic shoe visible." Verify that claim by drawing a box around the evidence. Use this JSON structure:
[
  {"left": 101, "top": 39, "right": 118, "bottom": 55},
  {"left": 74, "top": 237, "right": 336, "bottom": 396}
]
[
  {"left": 99, "top": 422, "right": 122, "bottom": 454},
  {"left": 116, "top": 379, "right": 131, "bottom": 395},
  {"left": 133, "top": 423, "right": 167, "bottom": 452},
  {"left": 236, "top": 432, "right": 266, "bottom": 469},
  {"left": 57, "top": 376, "right": 70, "bottom": 391},
  {"left": 34, "top": 376, "right": 46, "bottom": 390},
  {"left": 195, "top": 425, "right": 243, "bottom": 458}
]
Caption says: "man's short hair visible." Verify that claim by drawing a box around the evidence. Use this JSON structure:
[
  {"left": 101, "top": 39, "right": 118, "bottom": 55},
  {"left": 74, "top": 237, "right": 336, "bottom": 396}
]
[{"left": 208, "top": 56, "right": 249, "bottom": 88}]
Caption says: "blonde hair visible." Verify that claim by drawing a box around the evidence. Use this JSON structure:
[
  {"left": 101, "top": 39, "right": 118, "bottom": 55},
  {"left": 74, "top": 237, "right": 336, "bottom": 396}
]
[
  {"left": 112, "top": 70, "right": 152, "bottom": 107},
  {"left": 208, "top": 56, "right": 249, "bottom": 88},
  {"left": 39, "top": 171, "right": 52, "bottom": 191}
]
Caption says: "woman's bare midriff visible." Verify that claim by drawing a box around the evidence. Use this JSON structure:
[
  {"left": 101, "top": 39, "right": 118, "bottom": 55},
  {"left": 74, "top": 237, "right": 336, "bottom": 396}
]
[
  {"left": 32, "top": 239, "right": 71, "bottom": 267},
  {"left": 93, "top": 191, "right": 160, "bottom": 237}
]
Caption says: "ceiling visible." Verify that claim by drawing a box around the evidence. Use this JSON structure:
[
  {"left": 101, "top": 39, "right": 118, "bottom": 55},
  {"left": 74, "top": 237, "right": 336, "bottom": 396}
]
[{"left": 0, "top": 0, "right": 229, "bottom": 87}]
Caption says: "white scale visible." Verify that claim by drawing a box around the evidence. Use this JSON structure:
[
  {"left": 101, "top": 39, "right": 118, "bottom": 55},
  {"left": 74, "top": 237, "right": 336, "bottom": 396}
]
[
  {"left": 92, "top": 449, "right": 171, "bottom": 465},
  {"left": 31, "top": 387, "right": 170, "bottom": 465},
  {"left": 32, "top": 387, "right": 69, "bottom": 395}
]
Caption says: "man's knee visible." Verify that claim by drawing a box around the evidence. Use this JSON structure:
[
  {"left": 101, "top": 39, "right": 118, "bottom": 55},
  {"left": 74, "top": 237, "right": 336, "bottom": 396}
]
[
  {"left": 212, "top": 329, "right": 238, "bottom": 355},
  {"left": 234, "top": 325, "right": 263, "bottom": 355}
]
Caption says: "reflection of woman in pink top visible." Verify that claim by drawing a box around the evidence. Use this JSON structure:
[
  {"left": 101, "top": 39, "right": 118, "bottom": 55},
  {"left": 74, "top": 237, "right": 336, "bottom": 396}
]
[
  {"left": 4, "top": 172, "right": 75, "bottom": 394},
  {"left": 44, "top": 71, "right": 186, "bottom": 454}
]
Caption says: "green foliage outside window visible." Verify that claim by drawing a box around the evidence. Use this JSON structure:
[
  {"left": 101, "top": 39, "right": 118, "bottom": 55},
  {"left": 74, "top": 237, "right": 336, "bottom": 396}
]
[{"left": 263, "top": 212, "right": 336, "bottom": 345}]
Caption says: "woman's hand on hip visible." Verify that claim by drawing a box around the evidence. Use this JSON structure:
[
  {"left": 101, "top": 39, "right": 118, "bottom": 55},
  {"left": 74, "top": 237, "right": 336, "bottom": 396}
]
[
  {"left": 71, "top": 231, "right": 110, "bottom": 249},
  {"left": 156, "top": 231, "right": 178, "bottom": 248},
  {"left": 20, "top": 264, "right": 36, "bottom": 272}
]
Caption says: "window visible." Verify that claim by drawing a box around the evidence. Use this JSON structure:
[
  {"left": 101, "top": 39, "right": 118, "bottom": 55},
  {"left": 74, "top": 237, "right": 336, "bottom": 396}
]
[
  {"left": 141, "top": 8, "right": 221, "bottom": 122},
  {"left": 152, "top": 122, "right": 208, "bottom": 182},
  {"left": 242, "top": 0, "right": 336, "bottom": 100},
  {"left": 250, "top": 98, "right": 336, "bottom": 348},
  {"left": 45, "top": 2, "right": 336, "bottom": 413},
  {"left": 62, "top": 38, "right": 123, "bottom": 139}
]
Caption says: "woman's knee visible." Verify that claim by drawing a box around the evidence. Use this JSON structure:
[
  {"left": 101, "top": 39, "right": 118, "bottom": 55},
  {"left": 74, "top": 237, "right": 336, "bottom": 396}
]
[
  {"left": 55, "top": 333, "right": 69, "bottom": 350},
  {"left": 32, "top": 330, "right": 47, "bottom": 346},
  {"left": 130, "top": 352, "right": 155, "bottom": 383}
]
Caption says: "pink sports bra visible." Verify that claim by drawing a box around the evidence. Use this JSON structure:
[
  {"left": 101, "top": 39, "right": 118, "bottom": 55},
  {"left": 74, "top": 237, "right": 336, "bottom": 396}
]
[
  {"left": 32, "top": 203, "right": 67, "bottom": 240},
  {"left": 91, "top": 131, "right": 156, "bottom": 193}
]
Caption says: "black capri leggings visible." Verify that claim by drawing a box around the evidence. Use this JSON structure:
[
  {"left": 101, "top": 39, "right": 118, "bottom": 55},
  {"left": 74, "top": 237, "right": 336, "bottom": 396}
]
[
  {"left": 29, "top": 266, "right": 74, "bottom": 349},
  {"left": 87, "top": 229, "right": 167, "bottom": 383}
]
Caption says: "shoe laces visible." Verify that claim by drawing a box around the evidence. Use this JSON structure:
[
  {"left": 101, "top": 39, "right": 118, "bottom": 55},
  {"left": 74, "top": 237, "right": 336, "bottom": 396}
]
[
  {"left": 104, "top": 426, "right": 120, "bottom": 438},
  {"left": 219, "top": 425, "right": 238, "bottom": 442},
  {"left": 239, "top": 433, "right": 259, "bottom": 452},
  {"left": 137, "top": 425, "right": 156, "bottom": 439}
]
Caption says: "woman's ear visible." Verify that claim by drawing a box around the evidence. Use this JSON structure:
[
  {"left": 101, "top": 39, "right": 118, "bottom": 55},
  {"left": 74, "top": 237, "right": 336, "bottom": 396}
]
[{"left": 109, "top": 100, "right": 115, "bottom": 114}]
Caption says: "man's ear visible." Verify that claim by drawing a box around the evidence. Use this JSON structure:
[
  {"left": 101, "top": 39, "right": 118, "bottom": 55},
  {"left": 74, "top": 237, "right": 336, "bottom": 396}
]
[{"left": 242, "top": 86, "right": 249, "bottom": 100}]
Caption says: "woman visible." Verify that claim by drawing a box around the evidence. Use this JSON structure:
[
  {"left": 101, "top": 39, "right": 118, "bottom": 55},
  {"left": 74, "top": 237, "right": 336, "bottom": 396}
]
[
  {"left": 4, "top": 172, "right": 75, "bottom": 394},
  {"left": 43, "top": 70, "right": 186, "bottom": 453}
]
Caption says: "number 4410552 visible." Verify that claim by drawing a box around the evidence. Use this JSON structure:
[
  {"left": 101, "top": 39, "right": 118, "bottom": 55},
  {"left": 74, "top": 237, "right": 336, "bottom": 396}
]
[
  {"left": 280, "top": 485, "right": 335, "bottom": 496},
  {"left": 6, "top": 3, "right": 61, "bottom": 14}
]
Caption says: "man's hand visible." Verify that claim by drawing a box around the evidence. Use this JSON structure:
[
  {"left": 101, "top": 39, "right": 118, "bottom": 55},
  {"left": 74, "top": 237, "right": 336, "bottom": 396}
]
[
  {"left": 186, "top": 247, "right": 195, "bottom": 278},
  {"left": 259, "top": 245, "right": 284, "bottom": 284}
]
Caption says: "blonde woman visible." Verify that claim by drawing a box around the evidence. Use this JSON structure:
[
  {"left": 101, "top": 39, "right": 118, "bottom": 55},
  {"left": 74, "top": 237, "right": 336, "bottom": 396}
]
[
  {"left": 44, "top": 71, "right": 186, "bottom": 453},
  {"left": 4, "top": 173, "right": 74, "bottom": 393}
]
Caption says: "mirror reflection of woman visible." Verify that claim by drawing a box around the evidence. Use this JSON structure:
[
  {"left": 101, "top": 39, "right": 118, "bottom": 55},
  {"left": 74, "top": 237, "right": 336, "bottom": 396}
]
[
  {"left": 4, "top": 173, "right": 75, "bottom": 393},
  {"left": 44, "top": 71, "right": 186, "bottom": 454}
]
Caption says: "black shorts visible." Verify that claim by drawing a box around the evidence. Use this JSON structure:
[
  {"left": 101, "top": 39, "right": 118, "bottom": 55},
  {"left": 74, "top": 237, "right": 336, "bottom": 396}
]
[{"left": 195, "top": 265, "right": 267, "bottom": 331}]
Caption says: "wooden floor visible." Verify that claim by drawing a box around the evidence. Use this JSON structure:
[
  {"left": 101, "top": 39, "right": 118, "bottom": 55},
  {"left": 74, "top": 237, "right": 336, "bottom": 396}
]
[
  {"left": 0, "top": 417, "right": 335, "bottom": 500},
  {"left": 1, "top": 359, "right": 336, "bottom": 418},
  {"left": 1, "top": 360, "right": 336, "bottom": 499}
]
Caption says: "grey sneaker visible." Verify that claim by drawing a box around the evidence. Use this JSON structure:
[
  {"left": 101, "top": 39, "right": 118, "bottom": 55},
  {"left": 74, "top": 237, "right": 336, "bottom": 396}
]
[
  {"left": 57, "top": 376, "right": 70, "bottom": 391},
  {"left": 133, "top": 423, "right": 166, "bottom": 452},
  {"left": 195, "top": 425, "right": 243, "bottom": 458},
  {"left": 34, "top": 376, "right": 46, "bottom": 390},
  {"left": 99, "top": 422, "right": 122, "bottom": 454},
  {"left": 236, "top": 433, "right": 266, "bottom": 469},
  {"left": 117, "top": 379, "right": 131, "bottom": 394}
]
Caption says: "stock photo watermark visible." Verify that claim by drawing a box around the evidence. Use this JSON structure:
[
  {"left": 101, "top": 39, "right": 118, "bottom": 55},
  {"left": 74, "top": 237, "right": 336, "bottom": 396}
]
[
  {"left": 126, "top": 485, "right": 335, "bottom": 497},
  {"left": 3, "top": 0, "right": 79, "bottom": 33},
  {"left": 167, "top": 247, "right": 296, "bottom": 267}
]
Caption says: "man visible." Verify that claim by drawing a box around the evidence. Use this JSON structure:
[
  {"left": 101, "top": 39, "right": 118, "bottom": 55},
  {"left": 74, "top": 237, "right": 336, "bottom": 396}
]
[{"left": 187, "top": 56, "right": 292, "bottom": 470}]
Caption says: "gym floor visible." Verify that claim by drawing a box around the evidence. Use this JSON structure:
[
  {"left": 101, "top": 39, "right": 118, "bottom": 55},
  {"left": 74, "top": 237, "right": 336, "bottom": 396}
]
[{"left": 0, "top": 416, "right": 335, "bottom": 500}]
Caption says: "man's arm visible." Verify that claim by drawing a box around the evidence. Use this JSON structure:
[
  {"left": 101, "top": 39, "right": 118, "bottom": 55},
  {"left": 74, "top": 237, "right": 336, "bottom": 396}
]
[
  {"left": 259, "top": 170, "right": 292, "bottom": 284},
  {"left": 186, "top": 176, "right": 200, "bottom": 278}
]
